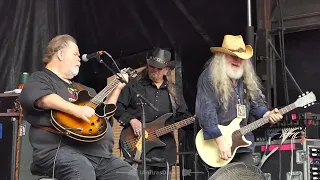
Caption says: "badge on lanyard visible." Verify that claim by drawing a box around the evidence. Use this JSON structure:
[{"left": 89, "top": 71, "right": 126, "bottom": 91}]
[{"left": 237, "top": 104, "right": 246, "bottom": 119}]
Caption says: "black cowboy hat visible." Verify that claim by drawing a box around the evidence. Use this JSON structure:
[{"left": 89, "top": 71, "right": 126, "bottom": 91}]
[{"left": 146, "top": 48, "right": 175, "bottom": 69}]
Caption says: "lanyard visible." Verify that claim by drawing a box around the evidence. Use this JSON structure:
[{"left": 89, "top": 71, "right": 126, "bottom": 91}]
[{"left": 233, "top": 80, "right": 247, "bottom": 105}]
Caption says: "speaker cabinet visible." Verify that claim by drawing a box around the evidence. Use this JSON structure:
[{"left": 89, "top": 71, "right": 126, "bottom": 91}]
[
  {"left": 0, "top": 93, "right": 20, "bottom": 180},
  {"left": 0, "top": 116, "right": 18, "bottom": 180}
]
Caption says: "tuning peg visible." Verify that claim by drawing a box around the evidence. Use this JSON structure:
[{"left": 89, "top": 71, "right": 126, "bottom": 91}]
[
  {"left": 306, "top": 91, "right": 309, "bottom": 94},
  {"left": 312, "top": 102, "right": 315, "bottom": 105},
  {"left": 308, "top": 104, "right": 311, "bottom": 106},
  {"left": 302, "top": 93, "right": 305, "bottom": 96},
  {"left": 304, "top": 106, "right": 307, "bottom": 108},
  {"left": 299, "top": 95, "right": 301, "bottom": 98}
]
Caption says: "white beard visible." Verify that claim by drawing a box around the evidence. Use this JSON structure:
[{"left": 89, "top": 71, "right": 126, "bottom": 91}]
[
  {"left": 226, "top": 65, "right": 244, "bottom": 79},
  {"left": 65, "top": 67, "right": 79, "bottom": 79}
]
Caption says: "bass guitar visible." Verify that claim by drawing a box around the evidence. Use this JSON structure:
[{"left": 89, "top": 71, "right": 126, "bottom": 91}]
[
  {"left": 120, "top": 113, "right": 195, "bottom": 160},
  {"left": 195, "top": 91, "right": 316, "bottom": 167},
  {"left": 50, "top": 68, "right": 137, "bottom": 142}
]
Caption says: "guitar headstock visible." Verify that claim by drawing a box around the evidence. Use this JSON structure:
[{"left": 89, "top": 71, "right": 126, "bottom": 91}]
[
  {"left": 135, "top": 131, "right": 149, "bottom": 151},
  {"left": 120, "top": 67, "right": 138, "bottom": 78},
  {"left": 294, "top": 91, "right": 317, "bottom": 108}
]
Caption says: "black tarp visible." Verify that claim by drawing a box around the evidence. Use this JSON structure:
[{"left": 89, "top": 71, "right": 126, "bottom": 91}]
[
  {"left": 0, "top": 0, "right": 248, "bottom": 103},
  {"left": 1, "top": 0, "right": 249, "bottom": 179}
]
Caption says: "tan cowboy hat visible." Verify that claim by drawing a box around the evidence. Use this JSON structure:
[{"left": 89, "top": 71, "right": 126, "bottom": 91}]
[{"left": 210, "top": 35, "right": 253, "bottom": 60}]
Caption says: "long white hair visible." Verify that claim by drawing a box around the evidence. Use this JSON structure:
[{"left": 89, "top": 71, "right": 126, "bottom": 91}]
[{"left": 209, "top": 53, "right": 265, "bottom": 109}]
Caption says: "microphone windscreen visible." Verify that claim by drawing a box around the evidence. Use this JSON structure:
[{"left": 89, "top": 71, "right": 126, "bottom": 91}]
[{"left": 81, "top": 54, "right": 89, "bottom": 62}]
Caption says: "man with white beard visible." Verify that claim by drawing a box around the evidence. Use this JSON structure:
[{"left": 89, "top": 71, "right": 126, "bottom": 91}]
[
  {"left": 20, "top": 34, "right": 138, "bottom": 180},
  {"left": 195, "top": 35, "right": 283, "bottom": 177}
]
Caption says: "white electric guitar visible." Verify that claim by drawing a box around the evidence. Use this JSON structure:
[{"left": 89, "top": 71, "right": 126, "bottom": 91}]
[{"left": 195, "top": 91, "right": 317, "bottom": 168}]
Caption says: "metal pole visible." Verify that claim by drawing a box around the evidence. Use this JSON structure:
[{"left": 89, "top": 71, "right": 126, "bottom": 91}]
[
  {"left": 247, "top": 0, "right": 252, "bottom": 26},
  {"left": 246, "top": 0, "right": 255, "bottom": 68}
]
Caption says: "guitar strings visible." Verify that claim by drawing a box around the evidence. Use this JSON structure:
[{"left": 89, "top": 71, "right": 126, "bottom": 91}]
[
  {"left": 89, "top": 78, "right": 120, "bottom": 105},
  {"left": 126, "top": 120, "right": 193, "bottom": 147},
  {"left": 91, "top": 79, "right": 119, "bottom": 103},
  {"left": 93, "top": 79, "right": 119, "bottom": 103},
  {"left": 125, "top": 117, "right": 195, "bottom": 147},
  {"left": 94, "top": 68, "right": 135, "bottom": 104},
  {"left": 240, "top": 105, "right": 293, "bottom": 135}
]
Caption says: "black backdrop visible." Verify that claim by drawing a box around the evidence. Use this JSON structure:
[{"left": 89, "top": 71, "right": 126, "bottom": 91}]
[
  {"left": 1, "top": 0, "right": 250, "bottom": 179},
  {"left": 3, "top": 0, "right": 320, "bottom": 179},
  {"left": 0, "top": 1, "right": 248, "bottom": 179},
  {"left": 276, "top": 29, "right": 320, "bottom": 107},
  {"left": 0, "top": 0, "right": 248, "bottom": 110}
]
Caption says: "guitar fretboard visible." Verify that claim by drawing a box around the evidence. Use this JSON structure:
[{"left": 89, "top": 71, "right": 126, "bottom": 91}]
[
  {"left": 155, "top": 116, "right": 195, "bottom": 137},
  {"left": 240, "top": 103, "right": 296, "bottom": 135},
  {"left": 89, "top": 78, "right": 120, "bottom": 105}
]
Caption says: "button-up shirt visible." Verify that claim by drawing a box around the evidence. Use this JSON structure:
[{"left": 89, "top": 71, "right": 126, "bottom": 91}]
[
  {"left": 195, "top": 67, "right": 269, "bottom": 152},
  {"left": 115, "top": 76, "right": 192, "bottom": 166}
]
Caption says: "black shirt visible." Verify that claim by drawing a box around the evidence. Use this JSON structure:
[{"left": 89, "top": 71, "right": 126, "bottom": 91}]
[
  {"left": 19, "top": 68, "right": 114, "bottom": 165},
  {"left": 115, "top": 76, "right": 192, "bottom": 166}
]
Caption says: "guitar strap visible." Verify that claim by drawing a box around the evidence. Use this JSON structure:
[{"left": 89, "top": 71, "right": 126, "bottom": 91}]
[
  {"left": 168, "top": 93, "right": 177, "bottom": 115},
  {"left": 74, "top": 83, "right": 84, "bottom": 91},
  {"left": 243, "top": 80, "right": 248, "bottom": 105},
  {"left": 32, "top": 124, "right": 66, "bottom": 135}
]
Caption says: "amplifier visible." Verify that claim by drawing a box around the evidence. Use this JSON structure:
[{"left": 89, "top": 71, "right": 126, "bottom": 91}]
[
  {"left": 254, "top": 138, "right": 320, "bottom": 180},
  {"left": 0, "top": 116, "right": 18, "bottom": 180},
  {"left": 0, "top": 93, "right": 43, "bottom": 180},
  {"left": 0, "top": 93, "right": 20, "bottom": 180}
]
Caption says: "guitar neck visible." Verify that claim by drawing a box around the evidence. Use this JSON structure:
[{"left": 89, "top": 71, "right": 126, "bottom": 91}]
[
  {"left": 240, "top": 103, "right": 296, "bottom": 135},
  {"left": 155, "top": 116, "right": 195, "bottom": 137},
  {"left": 89, "top": 78, "right": 120, "bottom": 105}
]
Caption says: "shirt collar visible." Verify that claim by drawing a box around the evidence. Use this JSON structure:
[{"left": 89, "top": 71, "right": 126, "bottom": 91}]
[
  {"left": 231, "top": 78, "right": 243, "bottom": 87},
  {"left": 142, "top": 75, "right": 168, "bottom": 89}
]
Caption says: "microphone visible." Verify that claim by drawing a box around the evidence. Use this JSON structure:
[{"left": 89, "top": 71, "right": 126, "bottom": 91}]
[{"left": 81, "top": 51, "right": 104, "bottom": 62}]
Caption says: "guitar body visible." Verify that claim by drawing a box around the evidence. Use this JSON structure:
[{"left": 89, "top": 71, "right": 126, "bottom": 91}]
[
  {"left": 51, "top": 90, "right": 116, "bottom": 142},
  {"left": 195, "top": 117, "right": 251, "bottom": 167},
  {"left": 119, "top": 113, "right": 173, "bottom": 160},
  {"left": 196, "top": 91, "right": 317, "bottom": 167}
]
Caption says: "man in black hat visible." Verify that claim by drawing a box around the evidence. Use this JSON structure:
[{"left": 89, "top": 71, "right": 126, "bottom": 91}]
[{"left": 114, "top": 48, "right": 192, "bottom": 180}]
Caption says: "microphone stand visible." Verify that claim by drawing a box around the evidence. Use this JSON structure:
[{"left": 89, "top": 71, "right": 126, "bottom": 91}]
[
  {"left": 137, "top": 96, "right": 147, "bottom": 180},
  {"left": 95, "top": 55, "right": 157, "bottom": 180}
]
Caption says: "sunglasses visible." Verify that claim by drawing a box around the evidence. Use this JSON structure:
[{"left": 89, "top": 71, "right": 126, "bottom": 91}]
[{"left": 148, "top": 65, "right": 164, "bottom": 70}]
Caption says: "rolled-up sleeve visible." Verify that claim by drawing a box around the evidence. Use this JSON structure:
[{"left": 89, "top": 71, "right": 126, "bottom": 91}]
[{"left": 195, "top": 70, "right": 222, "bottom": 140}]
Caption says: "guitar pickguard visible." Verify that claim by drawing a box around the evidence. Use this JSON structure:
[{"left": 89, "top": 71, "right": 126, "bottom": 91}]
[{"left": 95, "top": 104, "right": 116, "bottom": 117}]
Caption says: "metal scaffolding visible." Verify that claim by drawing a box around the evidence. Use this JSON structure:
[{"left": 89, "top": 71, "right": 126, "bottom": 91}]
[{"left": 255, "top": 0, "right": 310, "bottom": 108}]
